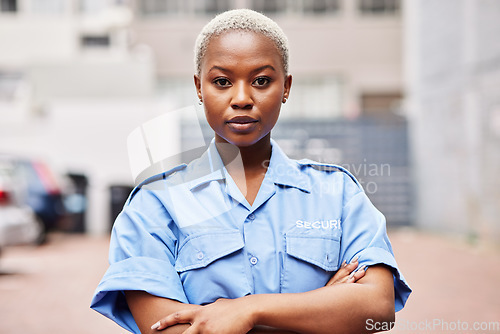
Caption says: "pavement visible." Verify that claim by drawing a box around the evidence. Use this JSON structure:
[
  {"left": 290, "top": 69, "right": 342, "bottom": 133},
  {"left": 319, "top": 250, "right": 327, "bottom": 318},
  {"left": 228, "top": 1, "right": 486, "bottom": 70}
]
[{"left": 0, "top": 228, "right": 499, "bottom": 334}]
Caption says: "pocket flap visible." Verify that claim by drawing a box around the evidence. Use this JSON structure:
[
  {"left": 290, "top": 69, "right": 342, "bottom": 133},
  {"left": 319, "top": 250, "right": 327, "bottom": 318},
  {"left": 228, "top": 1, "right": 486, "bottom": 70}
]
[
  {"left": 285, "top": 235, "right": 340, "bottom": 271},
  {"left": 175, "top": 230, "right": 244, "bottom": 272}
]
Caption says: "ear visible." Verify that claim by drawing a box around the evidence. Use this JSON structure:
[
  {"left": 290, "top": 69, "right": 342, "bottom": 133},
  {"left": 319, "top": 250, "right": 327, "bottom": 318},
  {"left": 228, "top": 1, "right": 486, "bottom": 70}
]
[
  {"left": 283, "top": 74, "right": 292, "bottom": 102},
  {"left": 194, "top": 74, "right": 202, "bottom": 102}
]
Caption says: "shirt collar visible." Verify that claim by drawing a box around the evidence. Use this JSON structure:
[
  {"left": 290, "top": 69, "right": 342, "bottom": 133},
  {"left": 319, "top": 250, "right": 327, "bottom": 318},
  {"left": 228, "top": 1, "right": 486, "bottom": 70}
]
[
  {"left": 267, "top": 139, "right": 311, "bottom": 193},
  {"left": 187, "top": 139, "right": 225, "bottom": 190},
  {"left": 187, "top": 138, "right": 311, "bottom": 193}
]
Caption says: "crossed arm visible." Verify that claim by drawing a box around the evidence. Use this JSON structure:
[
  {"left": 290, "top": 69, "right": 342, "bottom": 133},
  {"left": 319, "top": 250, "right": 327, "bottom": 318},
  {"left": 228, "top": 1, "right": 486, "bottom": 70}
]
[{"left": 125, "top": 260, "right": 395, "bottom": 334}]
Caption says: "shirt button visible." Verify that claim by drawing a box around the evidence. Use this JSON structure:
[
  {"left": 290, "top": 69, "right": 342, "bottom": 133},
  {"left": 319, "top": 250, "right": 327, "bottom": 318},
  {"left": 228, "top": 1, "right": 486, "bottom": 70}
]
[
  {"left": 197, "top": 251, "right": 204, "bottom": 260},
  {"left": 250, "top": 256, "right": 258, "bottom": 265},
  {"left": 248, "top": 213, "right": 255, "bottom": 221}
]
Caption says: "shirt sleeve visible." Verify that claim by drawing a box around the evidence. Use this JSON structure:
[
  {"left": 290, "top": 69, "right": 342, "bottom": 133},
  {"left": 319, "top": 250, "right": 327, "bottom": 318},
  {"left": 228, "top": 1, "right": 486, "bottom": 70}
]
[
  {"left": 90, "top": 188, "right": 188, "bottom": 333},
  {"left": 339, "top": 174, "right": 412, "bottom": 312}
]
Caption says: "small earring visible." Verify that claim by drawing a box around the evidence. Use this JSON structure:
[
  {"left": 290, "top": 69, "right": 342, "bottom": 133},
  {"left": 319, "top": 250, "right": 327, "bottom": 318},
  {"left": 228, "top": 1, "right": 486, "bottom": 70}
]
[
  {"left": 282, "top": 97, "right": 287, "bottom": 104},
  {"left": 198, "top": 99, "right": 203, "bottom": 105}
]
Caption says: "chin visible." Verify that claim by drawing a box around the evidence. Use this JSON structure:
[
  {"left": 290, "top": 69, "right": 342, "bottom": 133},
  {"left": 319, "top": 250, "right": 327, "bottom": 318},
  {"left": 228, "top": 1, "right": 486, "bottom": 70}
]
[{"left": 214, "top": 126, "right": 272, "bottom": 148}]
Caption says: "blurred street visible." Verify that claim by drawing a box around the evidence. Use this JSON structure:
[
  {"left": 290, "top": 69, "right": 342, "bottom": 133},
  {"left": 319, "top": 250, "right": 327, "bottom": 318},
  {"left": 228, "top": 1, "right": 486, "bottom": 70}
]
[{"left": 0, "top": 229, "right": 499, "bottom": 334}]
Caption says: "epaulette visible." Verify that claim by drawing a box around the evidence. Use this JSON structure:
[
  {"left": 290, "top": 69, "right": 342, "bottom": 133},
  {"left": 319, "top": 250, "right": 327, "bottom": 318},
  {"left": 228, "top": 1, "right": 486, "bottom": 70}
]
[
  {"left": 126, "top": 164, "right": 188, "bottom": 204},
  {"left": 297, "top": 159, "right": 361, "bottom": 188}
]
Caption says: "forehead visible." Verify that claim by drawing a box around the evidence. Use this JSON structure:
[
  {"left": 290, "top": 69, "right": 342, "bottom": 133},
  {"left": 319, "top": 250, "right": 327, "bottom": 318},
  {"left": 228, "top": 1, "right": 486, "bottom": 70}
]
[{"left": 201, "top": 31, "right": 284, "bottom": 74}]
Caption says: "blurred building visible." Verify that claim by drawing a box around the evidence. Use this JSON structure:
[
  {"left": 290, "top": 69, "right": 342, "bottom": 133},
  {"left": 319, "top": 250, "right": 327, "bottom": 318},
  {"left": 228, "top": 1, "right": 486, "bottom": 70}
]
[
  {"left": 129, "top": 0, "right": 403, "bottom": 118},
  {"left": 0, "top": 0, "right": 162, "bottom": 235},
  {"left": 0, "top": 0, "right": 404, "bottom": 234},
  {"left": 404, "top": 0, "right": 500, "bottom": 243}
]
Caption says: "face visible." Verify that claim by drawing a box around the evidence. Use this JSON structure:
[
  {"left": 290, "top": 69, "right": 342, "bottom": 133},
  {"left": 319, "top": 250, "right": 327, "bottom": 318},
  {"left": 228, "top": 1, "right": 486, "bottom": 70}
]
[{"left": 194, "top": 31, "right": 292, "bottom": 149}]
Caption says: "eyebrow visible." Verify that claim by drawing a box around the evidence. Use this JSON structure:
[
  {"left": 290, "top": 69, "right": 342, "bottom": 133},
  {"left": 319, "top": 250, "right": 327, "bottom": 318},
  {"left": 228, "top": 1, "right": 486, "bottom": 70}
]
[{"left": 208, "top": 65, "right": 276, "bottom": 74}]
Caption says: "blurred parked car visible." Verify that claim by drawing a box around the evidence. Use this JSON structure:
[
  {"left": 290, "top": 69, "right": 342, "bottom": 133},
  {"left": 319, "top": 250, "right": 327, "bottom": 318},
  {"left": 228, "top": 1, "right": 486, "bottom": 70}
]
[
  {"left": 0, "top": 159, "right": 44, "bottom": 255},
  {"left": 0, "top": 155, "right": 70, "bottom": 244}
]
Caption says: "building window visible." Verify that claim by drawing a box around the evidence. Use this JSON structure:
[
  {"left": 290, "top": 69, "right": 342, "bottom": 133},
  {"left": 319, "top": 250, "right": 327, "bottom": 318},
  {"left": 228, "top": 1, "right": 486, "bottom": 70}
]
[
  {"left": 81, "top": 35, "right": 111, "bottom": 48},
  {"left": 0, "top": 72, "right": 23, "bottom": 101},
  {"left": 282, "top": 76, "right": 342, "bottom": 119},
  {"left": 140, "top": 0, "right": 232, "bottom": 16},
  {"left": 0, "top": 0, "right": 17, "bottom": 12},
  {"left": 358, "top": 0, "right": 400, "bottom": 15},
  {"left": 195, "top": 0, "right": 231, "bottom": 15},
  {"left": 251, "top": 0, "right": 287, "bottom": 15},
  {"left": 303, "top": 0, "right": 340, "bottom": 15},
  {"left": 27, "top": 0, "right": 65, "bottom": 14},
  {"left": 79, "top": 0, "right": 109, "bottom": 14},
  {"left": 141, "top": 0, "right": 178, "bottom": 16},
  {"left": 361, "top": 92, "right": 403, "bottom": 116}
]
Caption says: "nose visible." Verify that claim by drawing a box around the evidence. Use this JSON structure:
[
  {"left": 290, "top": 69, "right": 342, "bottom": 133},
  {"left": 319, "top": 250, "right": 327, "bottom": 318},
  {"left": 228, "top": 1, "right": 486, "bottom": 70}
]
[{"left": 231, "top": 81, "right": 253, "bottom": 110}]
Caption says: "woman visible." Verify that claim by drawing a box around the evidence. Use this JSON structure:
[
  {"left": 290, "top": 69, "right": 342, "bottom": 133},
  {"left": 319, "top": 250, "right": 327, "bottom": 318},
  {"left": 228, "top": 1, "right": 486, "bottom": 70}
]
[{"left": 91, "top": 9, "right": 411, "bottom": 334}]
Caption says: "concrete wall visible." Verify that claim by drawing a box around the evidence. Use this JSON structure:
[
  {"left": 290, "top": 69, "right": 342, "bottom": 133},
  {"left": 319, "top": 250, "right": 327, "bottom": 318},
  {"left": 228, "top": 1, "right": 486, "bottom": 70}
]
[{"left": 404, "top": 0, "right": 500, "bottom": 242}]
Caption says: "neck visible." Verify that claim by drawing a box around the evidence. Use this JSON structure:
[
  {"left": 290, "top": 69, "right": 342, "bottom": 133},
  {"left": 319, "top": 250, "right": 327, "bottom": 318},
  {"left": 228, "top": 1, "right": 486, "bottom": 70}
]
[
  {"left": 215, "top": 136, "right": 271, "bottom": 173},
  {"left": 214, "top": 135, "right": 272, "bottom": 206}
]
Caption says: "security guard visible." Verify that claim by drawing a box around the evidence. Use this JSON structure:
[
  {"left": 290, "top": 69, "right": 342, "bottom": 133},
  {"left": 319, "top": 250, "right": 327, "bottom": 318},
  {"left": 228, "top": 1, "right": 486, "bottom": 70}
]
[
  {"left": 91, "top": 8, "right": 411, "bottom": 333},
  {"left": 91, "top": 139, "right": 411, "bottom": 333}
]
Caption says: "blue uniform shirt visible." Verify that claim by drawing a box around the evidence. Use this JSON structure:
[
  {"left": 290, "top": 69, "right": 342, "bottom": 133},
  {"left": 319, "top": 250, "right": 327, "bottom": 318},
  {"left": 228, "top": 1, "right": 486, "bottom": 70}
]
[{"left": 91, "top": 139, "right": 411, "bottom": 333}]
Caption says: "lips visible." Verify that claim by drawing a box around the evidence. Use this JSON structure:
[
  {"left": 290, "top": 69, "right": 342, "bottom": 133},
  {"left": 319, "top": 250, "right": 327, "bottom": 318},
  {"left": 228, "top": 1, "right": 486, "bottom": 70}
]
[
  {"left": 226, "top": 116, "right": 258, "bottom": 132},
  {"left": 227, "top": 116, "right": 258, "bottom": 124}
]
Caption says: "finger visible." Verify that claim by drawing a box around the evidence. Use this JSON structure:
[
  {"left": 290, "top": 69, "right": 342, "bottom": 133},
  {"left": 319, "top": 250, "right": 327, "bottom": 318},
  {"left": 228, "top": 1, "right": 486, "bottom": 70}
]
[
  {"left": 341, "top": 257, "right": 359, "bottom": 277},
  {"left": 346, "top": 265, "right": 367, "bottom": 283},
  {"left": 352, "top": 265, "right": 367, "bottom": 281},
  {"left": 326, "top": 261, "right": 347, "bottom": 286},
  {"left": 151, "top": 310, "right": 194, "bottom": 331},
  {"left": 330, "top": 260, "right": 355, "bottom": 281},
  {"left": 336, "top": 275, "right": 352, "bottom": 285},
  {"left": 344, "top": 260, "right": 359, "bottom": 273},
  {"left": 182, "top": 324, "right": 198, "bottom": 334},
  {"left": 326, "top": 259, "right": 359, "bottom": 286},
  {"left": 346, "top": 275, "right": 356, "bottom": 283}
]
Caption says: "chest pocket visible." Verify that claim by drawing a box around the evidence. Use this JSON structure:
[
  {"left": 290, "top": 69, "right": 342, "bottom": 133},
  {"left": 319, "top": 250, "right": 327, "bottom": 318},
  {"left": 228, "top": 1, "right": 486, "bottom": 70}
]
[
  {"left": 175, "top": 230, "right": 251, "bottom": 304},
  {"left": 281, "top": 231, "right": 341, "bottom": 293}
]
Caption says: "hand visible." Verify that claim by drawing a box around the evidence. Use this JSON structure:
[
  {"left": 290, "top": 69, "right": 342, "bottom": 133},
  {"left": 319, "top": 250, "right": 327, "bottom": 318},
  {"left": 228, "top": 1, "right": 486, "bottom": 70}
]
[
  {"left": 151, "top": 297, "right": 255, "bottom": 334},
  {"left": 326, "top": 257, "right": 366, "bottom": 286}
]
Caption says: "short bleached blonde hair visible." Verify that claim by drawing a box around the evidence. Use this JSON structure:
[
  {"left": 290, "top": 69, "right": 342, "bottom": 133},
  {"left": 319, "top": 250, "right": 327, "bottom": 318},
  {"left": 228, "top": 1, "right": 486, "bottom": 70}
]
[{"left": 194, "top": 9, "right": 289, "bottom": 76}]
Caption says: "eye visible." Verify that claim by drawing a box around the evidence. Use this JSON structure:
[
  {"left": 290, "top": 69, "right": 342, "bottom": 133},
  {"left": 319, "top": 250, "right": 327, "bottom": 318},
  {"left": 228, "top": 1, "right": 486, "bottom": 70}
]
[
  {"left": 213, "top": 78, "right": 232, "bottom": 87},
  {"left": 253, "top": 77, "right": 271, "bottom": 87}
]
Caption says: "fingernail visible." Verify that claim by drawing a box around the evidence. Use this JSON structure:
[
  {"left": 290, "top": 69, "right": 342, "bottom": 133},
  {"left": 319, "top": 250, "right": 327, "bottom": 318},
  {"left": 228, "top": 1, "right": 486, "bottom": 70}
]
[
  {"left": 151, "top": 322, "right": 161, "bottom": 330},
  {"left": 359, "top": 265, "right": 366, "bottom": 271},
  {"left": 348, "top": 270, "right": 356, "bottom": 279},
  {"left": 342, "top": 260, "right": 347, "bottom": 268},
  {"left": 350, "top": 256, "right": 359, "bottom": 264}
]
